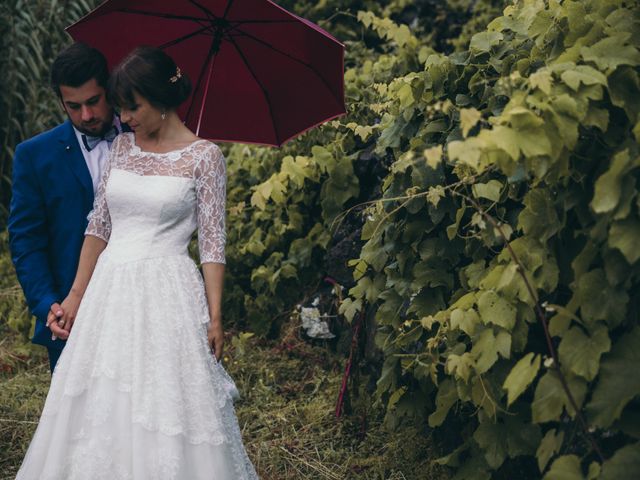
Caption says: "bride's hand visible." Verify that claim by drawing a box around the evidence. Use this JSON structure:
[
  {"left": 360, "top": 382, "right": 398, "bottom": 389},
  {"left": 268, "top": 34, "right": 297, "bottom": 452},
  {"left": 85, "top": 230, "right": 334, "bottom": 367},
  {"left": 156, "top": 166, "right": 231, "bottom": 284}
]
[
  {"left": 57, "top": 291, "right": 82, "bottom": 338},
  {"left": 207, "top": 318, "right": 224, "bottom": 361}
]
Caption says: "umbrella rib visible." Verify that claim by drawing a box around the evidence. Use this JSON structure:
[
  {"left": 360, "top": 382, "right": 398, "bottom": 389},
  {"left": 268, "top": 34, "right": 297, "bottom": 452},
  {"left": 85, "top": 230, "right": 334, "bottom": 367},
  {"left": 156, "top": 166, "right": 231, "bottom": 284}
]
[
  {"left": 158, "top": 25, "right": 213, "bottom": 50},
  {"left": 115, "top": 7, "right": 301, "bottom": 25},
  {"left": 223, "top": 0, "right": 235, "bottom": 19},
  {"left": 225, "top": 26, "right": 342, "bottom": 107},
  {"left": 188, "top": 0, "right": 216, "bottom": 22},
  {"left": 227, "top": 36, "right": 280, "bottom": 145},
  {"left": 116, "top": 8, "right": 210, "bottom": 23},
  {"left": 233, "top": 19, "right": 299, "bottom": 25}
]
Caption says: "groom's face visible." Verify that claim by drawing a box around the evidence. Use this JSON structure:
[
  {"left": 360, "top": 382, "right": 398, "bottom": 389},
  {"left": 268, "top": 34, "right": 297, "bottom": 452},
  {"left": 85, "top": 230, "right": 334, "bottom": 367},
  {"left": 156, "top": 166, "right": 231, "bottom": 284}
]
[{"left": 59, "top": 78, "right": 113, "bottom": 137}]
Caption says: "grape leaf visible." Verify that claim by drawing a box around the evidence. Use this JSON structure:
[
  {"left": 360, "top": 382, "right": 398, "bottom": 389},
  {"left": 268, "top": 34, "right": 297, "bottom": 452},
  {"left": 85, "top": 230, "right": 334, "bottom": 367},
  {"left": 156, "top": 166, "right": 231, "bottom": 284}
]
[
  {"left": 558, "top": 325, "right": 611, "bottom": 381},
  {"left": 609, "top": 219, "right": 640, "bottom": 264},
  {"left": 587, "top": 328, "right": 640, "bottom": 428},
  {"left": 428, "top": 379, "right": 458, "bottom": 427},
  {"left": 503, "top": 352, "right": 541, "bottom": 406},
  {"left": 470, "top": 31, "right": 504, "bottom": 52},
  {"left": 532, "top": 371, "right": 587, "bottom": 423},
  {"left": 477, "top": 290, "right": 517, "bottom": 331},
  {"left": 543, "top": 455, "right": 584, "bottom": 480},
  {"left": 601, "top": 442, "right": 640, "bottom": 480},
  {"left": 537, "top": 429, "right": 565, "bottom": 472}
]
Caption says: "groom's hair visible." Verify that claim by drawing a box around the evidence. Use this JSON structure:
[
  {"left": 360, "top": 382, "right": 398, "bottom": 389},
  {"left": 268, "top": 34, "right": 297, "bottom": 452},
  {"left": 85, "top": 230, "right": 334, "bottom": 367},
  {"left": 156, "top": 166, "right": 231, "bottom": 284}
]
[{"left": 50, "top": 43, "right": 109, "bottom": 97}]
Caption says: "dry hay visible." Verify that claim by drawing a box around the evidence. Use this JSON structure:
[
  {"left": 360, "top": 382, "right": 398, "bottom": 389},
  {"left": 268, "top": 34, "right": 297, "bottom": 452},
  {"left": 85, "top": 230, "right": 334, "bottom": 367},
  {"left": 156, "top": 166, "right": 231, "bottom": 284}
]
[{"left": 228, "top": 322, "right": 449, "bottom": 480}]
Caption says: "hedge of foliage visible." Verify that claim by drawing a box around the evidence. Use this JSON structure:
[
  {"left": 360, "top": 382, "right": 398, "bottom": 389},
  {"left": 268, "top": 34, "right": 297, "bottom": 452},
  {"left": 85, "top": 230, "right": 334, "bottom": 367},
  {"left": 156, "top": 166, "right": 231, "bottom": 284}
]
[
  {"left": 226, "top": 0, "right": 640, "bottom": 476},
  {"left": 341, "top": 0, "right": 640, "bottom": 478}
]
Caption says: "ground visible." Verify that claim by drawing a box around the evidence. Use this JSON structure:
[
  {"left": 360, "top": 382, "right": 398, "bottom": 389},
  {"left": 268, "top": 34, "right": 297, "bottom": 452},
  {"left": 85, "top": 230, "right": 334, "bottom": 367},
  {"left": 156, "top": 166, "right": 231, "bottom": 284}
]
[{"left": 0, "top": 322, "right": 449, "bottom": 480}]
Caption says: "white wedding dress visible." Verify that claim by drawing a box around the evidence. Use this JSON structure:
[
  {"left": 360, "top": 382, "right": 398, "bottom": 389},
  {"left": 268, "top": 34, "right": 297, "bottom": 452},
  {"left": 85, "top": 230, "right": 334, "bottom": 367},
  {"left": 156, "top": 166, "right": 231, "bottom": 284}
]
[{"left": 16, "top": 133, "right": 259, "bottom": 480}]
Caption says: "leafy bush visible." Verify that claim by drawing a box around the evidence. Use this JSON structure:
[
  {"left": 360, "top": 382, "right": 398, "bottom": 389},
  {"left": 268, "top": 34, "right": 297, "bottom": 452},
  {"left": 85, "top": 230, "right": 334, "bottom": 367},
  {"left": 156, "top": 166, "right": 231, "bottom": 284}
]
[
  {"left": 343, "top": 0, "right": 640, "bottom": 477},
  {"left": 219, "top": 0, "right": 504, "bottom": 335}
]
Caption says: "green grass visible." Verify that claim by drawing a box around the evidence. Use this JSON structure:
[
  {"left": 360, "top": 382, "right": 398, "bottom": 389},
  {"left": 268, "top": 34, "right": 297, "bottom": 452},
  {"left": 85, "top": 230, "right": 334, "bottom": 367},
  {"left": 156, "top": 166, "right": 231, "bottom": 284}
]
[
  {"left": 0, "top": 323, "right": 449, "bottom": 479},
  {"left": 0, "top": 331, "right": 49, "bottom": 480}
]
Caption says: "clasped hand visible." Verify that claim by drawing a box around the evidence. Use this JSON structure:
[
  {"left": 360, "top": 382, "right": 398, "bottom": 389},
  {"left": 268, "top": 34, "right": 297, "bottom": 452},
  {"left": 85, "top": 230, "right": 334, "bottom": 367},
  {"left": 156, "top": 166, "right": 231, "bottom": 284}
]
[
  {"left": 46, "top": 292, "right": 82, "bottom": 341},
  {"left": 48, "top": 295, "right": 224, "bottom": 358}
]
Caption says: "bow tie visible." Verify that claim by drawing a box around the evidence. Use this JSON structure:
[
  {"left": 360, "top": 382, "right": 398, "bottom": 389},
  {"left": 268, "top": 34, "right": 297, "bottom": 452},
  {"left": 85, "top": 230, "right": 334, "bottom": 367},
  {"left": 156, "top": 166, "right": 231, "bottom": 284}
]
[{"left": 81, "top": 126, "right": 118, "bottom": 152}]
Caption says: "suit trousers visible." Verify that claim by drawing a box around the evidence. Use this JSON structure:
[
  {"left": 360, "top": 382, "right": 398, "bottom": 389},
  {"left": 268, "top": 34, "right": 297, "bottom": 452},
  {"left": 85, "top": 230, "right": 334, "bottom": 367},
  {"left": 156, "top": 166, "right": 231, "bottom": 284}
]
[{"left": 46, "top": 346, "right": 63, "bottom": 374}]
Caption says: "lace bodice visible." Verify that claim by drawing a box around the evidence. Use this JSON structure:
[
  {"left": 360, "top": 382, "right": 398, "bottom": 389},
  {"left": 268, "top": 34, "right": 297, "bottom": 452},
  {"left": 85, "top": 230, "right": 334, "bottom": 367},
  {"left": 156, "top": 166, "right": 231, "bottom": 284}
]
[{"left": 85, "top": 133, "right": 226, "bottom": 264}]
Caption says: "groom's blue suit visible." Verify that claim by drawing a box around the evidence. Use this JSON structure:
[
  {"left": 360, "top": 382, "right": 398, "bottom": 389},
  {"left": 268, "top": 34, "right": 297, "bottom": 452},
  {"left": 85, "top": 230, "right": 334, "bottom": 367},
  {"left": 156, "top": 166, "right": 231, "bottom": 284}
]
[{"left": 8, "top": 120, "right": 97, "bottom": 367}]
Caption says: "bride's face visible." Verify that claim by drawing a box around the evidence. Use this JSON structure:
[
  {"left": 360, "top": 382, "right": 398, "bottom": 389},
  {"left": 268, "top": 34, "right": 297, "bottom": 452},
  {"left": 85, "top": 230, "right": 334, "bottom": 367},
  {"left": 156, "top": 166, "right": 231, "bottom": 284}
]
[{"left": 119, "top": 92, "right": 163, "bottom": 136}]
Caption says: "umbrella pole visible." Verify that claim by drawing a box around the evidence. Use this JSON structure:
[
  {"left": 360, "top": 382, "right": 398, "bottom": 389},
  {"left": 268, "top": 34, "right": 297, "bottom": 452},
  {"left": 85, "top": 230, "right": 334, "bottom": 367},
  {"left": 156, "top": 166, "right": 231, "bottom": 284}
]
[{"left": 196, "top": 52, "right": 217, "bottom": 137}]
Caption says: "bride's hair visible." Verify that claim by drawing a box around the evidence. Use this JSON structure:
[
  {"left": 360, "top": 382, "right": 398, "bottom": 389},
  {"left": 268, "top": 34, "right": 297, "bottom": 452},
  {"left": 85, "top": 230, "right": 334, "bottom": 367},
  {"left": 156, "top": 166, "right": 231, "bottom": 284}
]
[{"left": 108, "top": 46, "right": 192, "bottom": 111}]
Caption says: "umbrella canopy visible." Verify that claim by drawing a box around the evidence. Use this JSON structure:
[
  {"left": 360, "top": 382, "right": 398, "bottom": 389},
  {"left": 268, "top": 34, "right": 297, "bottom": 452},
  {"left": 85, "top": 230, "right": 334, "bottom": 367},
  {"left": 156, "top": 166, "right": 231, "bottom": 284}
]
[{"left": 67, "top": 0, "right": 346, "bottom": 147}]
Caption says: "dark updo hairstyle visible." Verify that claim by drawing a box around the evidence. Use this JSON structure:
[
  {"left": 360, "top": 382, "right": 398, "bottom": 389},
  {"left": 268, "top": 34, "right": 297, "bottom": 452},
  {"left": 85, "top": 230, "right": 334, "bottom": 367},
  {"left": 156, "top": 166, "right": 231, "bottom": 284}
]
[
  {"left": 51, "top": 43, "right": 109, "bottom": 97},
  {"left": 108, "top": 46, "right": 192, "bottom": 110}
]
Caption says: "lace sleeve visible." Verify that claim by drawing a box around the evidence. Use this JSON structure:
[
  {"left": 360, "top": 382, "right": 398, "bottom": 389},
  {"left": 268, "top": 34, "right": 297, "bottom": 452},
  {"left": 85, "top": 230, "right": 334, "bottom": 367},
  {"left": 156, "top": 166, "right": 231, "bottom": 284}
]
[
  {"left": 84, "top": 135, "right": 121, "bottom": 241},
  {"left": 195, "top": 143, "right": 227, "bottom": 264}
]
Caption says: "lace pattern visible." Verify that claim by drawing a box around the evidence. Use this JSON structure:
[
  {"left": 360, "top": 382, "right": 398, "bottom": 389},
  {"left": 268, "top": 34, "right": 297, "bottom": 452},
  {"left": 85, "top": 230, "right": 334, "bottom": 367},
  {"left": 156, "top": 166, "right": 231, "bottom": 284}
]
[{"left": 85, "top": 133, "right": 227, "bottom": 264}]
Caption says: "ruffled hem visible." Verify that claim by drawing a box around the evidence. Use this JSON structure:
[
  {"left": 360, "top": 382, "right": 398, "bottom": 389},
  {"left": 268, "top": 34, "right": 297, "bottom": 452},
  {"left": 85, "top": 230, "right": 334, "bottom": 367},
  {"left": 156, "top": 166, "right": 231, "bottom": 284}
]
[
  {"left": 42, "top": 375, "right": 235, "bottom": 446},
  {"left": 18, "top": 399, "right": 256, "bottom": 479}
]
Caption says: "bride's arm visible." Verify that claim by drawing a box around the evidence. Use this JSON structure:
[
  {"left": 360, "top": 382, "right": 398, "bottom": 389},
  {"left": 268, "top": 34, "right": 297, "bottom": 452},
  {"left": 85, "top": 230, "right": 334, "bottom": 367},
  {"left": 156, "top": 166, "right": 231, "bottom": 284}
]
[
  {"left": 195, "top": 143, "right": 227, "bottom": 361},
  {"left": 49, "top": 235, "right": 107, "bottom": 340},
  {"left": 49, "top": 137, "right": 119, "bottom": 340},
  {"left": 68, "top": 235, "right": 108, "bottom": 299},
  {"left": 202, "top": 263, "right": 225, "bottom": 361}
]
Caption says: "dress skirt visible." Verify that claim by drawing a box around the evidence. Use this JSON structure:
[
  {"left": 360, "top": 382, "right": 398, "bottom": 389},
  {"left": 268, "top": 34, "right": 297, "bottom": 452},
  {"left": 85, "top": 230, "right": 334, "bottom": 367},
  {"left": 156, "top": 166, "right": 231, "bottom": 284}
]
[{"left": 16, "top": 251, "right": 258, "bottom": 480}]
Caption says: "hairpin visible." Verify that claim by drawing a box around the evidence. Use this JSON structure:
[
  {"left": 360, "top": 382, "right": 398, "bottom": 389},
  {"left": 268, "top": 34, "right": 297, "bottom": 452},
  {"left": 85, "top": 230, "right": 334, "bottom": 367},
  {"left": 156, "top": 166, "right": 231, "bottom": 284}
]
[{"left": 169, "top": 66, "right": 182, "bottom": 83}]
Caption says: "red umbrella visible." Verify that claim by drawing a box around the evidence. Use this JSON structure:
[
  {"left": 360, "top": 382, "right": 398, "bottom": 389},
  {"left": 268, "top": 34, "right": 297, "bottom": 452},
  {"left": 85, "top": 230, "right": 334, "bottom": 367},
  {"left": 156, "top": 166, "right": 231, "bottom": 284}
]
[{"left": 66, "top": 0, "right": 346, "bottom": 147}]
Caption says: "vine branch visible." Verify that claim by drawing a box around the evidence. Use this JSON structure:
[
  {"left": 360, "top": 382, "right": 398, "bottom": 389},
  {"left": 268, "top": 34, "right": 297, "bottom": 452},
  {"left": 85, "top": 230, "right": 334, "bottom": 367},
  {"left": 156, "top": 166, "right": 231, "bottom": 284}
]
[{"left": 461, "top": 192, "right": 605, "bottom": 463}]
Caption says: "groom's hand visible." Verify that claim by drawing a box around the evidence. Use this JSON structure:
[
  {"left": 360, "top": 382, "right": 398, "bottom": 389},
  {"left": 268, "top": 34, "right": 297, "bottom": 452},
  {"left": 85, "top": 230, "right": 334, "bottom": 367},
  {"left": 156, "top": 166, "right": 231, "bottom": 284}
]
[{"left": 47, "top": 303, "right": 68, "bottom": 340}]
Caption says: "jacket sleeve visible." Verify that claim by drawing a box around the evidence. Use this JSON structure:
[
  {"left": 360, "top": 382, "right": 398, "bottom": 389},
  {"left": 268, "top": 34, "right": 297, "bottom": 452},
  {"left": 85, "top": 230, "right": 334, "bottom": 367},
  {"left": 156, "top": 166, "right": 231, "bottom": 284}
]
[{"left": 8, "top": 142, "right": 60, "bottom": 320}]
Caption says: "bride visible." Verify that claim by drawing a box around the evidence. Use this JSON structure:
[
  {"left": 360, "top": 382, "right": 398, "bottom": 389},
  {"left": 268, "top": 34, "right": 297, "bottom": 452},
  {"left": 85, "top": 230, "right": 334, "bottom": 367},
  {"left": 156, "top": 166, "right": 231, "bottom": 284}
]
[{"left": 16, "top": 46, "right": 259, "bottom": 479}]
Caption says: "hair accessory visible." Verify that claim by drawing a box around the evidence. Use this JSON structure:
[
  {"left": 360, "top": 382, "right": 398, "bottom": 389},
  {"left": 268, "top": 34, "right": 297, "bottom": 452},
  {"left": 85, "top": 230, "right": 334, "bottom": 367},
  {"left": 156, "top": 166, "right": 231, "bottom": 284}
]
[{"left": 169, "top": 66, "right": 182, "bottom": 83}]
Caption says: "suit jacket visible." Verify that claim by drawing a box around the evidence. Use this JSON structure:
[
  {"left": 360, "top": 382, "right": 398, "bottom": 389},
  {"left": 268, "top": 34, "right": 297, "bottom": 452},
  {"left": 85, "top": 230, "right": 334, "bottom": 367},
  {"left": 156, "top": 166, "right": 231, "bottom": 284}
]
[{"left": 8, "top": 120, "right": 96, "bottom": 350}]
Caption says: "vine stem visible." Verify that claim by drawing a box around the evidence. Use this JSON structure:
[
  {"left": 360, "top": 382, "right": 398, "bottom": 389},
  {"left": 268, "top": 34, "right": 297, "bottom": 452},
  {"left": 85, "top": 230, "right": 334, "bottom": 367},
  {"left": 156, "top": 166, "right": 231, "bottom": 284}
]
[
  {"left": 328, "top": 170, "right": 488, "bottom": 236},
  {"left": 335, "top": 305, "right": 366, "bottom": 418},
  {"left": 461, "top": 193, "right": 605, "bottom": 463}
]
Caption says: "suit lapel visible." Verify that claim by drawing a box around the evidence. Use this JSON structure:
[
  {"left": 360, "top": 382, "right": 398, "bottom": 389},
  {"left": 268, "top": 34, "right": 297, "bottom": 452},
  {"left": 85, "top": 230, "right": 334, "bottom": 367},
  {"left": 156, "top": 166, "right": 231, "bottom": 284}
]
[{"left": 58, "top": 120, "right": 93, "bottom": 198}]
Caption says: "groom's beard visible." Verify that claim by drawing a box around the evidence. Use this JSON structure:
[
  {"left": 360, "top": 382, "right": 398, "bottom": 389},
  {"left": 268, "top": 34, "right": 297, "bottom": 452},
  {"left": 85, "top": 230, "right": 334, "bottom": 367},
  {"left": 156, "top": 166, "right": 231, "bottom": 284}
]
[{"left": 71, "top": 115, "right": 114, "bottom": 137}]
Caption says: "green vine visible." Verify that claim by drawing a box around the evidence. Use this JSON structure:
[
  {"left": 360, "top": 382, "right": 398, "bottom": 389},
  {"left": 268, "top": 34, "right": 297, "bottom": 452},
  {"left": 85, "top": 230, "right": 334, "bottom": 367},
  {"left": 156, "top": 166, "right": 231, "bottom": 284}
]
[{"left": 343, "top": 0, "right": 640, "bottom": 477}]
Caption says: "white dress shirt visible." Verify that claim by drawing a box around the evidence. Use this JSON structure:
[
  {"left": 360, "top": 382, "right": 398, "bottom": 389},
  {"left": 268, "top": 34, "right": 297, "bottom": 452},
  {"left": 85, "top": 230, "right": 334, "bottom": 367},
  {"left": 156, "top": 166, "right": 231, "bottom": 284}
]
[{"left": 73, "top": 117, "right": 123, "bottom": 194}]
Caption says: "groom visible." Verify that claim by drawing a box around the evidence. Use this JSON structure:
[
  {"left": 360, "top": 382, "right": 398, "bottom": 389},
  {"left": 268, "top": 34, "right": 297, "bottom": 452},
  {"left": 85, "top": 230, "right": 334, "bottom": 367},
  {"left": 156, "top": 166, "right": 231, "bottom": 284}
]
[{"left": 8, "top": 43, "right": 125, "bottom": 373}]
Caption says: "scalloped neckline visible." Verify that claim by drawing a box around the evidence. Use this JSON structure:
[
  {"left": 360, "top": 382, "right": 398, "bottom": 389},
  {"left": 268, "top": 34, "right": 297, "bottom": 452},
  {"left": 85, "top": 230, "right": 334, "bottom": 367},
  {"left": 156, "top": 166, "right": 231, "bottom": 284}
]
[{"left": 128, "top": 133, "right": 209, "bottom": 156}]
